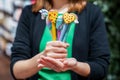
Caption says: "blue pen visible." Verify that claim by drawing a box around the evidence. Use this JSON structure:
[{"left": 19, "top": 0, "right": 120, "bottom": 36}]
[
  {"left": 59, "top": 24, "right": 68, "bottom": 41},
  {"left": 62, "top": 25, "right": 70, "bottom": 42}
]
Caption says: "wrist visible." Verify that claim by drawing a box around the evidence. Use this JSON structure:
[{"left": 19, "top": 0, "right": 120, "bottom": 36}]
[
  {"left": 30, "top": 53, "right": 44, "bottom": 69},
  {"left": 71, "top": 62, "right": 90, "bottom": 77},
  {"left": 71, "top": 61, "right": 79, "bottom": 71}
]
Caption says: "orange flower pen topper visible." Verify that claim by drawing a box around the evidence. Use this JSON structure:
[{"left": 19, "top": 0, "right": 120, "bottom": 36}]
[{"left": 48, "top": 10, "right": 58, "bottom": 41}]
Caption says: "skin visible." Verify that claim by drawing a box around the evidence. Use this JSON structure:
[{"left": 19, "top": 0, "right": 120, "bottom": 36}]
[
  {"left": 13, "top": 0, "right": 90, "bottom": 79},
  {"left": 13, "top": 41, "right": 69, "bottom": 79}
]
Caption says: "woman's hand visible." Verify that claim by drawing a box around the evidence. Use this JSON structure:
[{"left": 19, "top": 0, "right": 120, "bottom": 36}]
[
  {"left": 37, "top": 57, "right": 78, "bottom": 72},
  {"left": 41, "top": 41, "right": 69, "bottom": 59},
  {"left": 62, "top": 58, "right": 78, "bottom": 71},
  {"left": 38, "top": 56, "right": 64, "bottom": 72},
  {"left": 37, "top": 41, "right": 69, "bottom": 71}
]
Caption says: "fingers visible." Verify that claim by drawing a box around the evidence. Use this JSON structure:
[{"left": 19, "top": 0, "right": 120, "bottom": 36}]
[
  {"left": 44, "top": 47, "right": 67, "bottom": 58},
  {"left": 46, "top": 41, "right": 69, "bottom": 48},
  {"left": 37, "top": 58, "right": 45, "bottom": 68},
  {"left": 46, "top": 53, "right": 67, "bottom": 59},
  {"left": 63, "top": 58, "right": 77, "bottom": 67},
  {"left": 37, "top": 56, "right": 64, "bottom": 72},
  {"left": 40, "top": 58, "right": 61, "bottom": 72},
  {"left": 45, "top": 46, "right": 67, "bottom": 53},
  {"left": 41, "top": 41, "right": 69, "bottom": 59},
  {"left": 38, "top": 64, "right": 45, "bottom": 68},
  {"left": 37, "top": 57, "right": 78, "bottom": 72},
  {"left": 42, "top": 56, "right": 64, "bottom": 68}
]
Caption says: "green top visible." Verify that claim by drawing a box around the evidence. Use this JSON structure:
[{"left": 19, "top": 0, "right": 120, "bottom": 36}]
[{"left": 38, "top": 13, "right": 76, "bottom": 80}]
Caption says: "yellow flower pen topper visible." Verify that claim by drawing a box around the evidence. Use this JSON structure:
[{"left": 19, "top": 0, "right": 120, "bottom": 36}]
[
  {"left": 63, "top": 13, "right": 76, "bottom": 24},
  {"left": 59, "top": 12, "right": 78, "bottom": 42}
]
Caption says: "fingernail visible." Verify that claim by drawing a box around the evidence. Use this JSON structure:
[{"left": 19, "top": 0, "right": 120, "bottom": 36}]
[
  {"left": 38, "top": 64, "right": 44, "bottom": 68},
  {"left": 66, "top": 43, "right": 69, "bottom": 47}
]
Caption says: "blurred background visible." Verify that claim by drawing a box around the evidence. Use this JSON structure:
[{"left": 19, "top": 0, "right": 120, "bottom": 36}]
[{"left": 0, "top": 0, "right": 119, "bottom": 80}]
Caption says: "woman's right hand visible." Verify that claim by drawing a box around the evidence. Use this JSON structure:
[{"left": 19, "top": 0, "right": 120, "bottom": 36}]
[
  {"left": 37, "top": 41, "right": 69, "bottom": 72},
  {"left": 41, "top": 41, "right": 69, "bottom": 59}
]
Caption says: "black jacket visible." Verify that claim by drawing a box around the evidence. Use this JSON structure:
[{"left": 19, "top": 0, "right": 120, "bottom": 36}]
[{"left": 10, "top": 2, "right": 110, "bottom": 80}]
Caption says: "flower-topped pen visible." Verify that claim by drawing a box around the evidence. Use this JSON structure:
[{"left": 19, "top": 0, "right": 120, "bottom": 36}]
[
  {"left": 48, "top": 11, "right": 58, "bottom": 40},
  {"left": 39, "top": 9, "right": 79, "bottom": 42},
  {"left": 59, "top": 13, "right": 77, "bottom": 41}
]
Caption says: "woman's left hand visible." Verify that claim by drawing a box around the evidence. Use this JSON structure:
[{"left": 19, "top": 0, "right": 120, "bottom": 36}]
[
  {"left": 62, "top": 58, "right": 78, "bottom": 71},
  {"left": 37, "top": 56, "right": 64, "bottom": 72},
  {"left": 38, "top": 56, "right": 78, "bottom": 72}
]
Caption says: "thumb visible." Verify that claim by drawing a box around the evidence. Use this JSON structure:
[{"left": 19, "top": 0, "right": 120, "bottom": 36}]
[{"left": 38, "top": 64, "right": 45, "bottom": 68}]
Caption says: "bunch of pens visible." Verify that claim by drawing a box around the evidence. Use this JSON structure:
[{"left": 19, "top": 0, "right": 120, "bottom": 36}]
[{"left": 39, "top": 9, "right": 78, "bottom": 42}]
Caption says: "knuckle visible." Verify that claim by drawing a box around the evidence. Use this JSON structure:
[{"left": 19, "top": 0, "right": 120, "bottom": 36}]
[
  {"left": 58, "top": 41, "right": 61, "bottom": 44},
  {"left": 62, "top": 54, "right": 67, "bottom": 58},
  {"left": 59, "top": 54, "right": 67, "bottom": 58},
  {"left": 46, "top": 41, "right": 52, "bottom": 46},
  {"left": 64, "top": 54, "right": 67, "bottom": 57},
  {"left": 45, "top": 47, "right": 51, "bottom": 53},
  {"left": 57, "top": 41, "right": 62, "bottom": 45},
  {"left": 62, "top": 48, "right": 67, "bottom": 52},
  {"left": 46, "top": 53, "right": 53, "bottom": 57},
  {"left": 58, "top": 48, "right": 66, "bottom": 52}
]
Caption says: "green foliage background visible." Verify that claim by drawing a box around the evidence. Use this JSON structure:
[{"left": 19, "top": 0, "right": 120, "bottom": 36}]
[{"left": 89, "top": 0, "right": 120, "bottom": 80}]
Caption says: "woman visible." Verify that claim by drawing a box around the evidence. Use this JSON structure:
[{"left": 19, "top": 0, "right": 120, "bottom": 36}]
[{"left": 10, "top": 0, "right": 110, "bottom": 80}]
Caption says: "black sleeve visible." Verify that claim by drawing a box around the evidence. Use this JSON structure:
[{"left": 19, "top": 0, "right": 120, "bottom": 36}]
[
  {"left": 87, "top": 5, "right": 110, "bottom": 80},
  {"left": 10, "top": 6, "right": 32, "bottom": 79}
]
